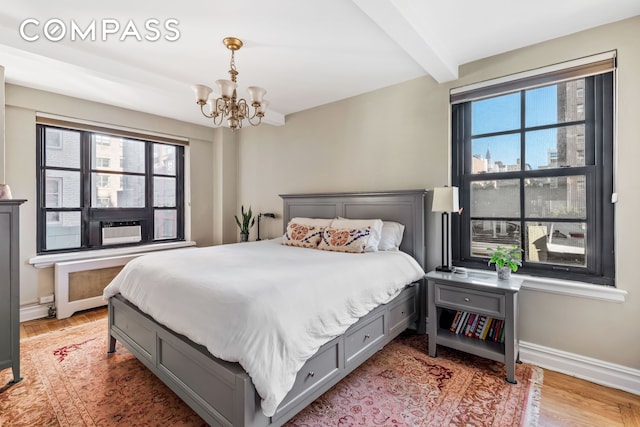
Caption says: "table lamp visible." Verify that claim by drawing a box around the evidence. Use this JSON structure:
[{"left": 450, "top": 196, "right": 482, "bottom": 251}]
[
  {"left": 432, "top": 186, "right": 459, "bottom": 272},
  {"left": 256, "top": 212, "right": 276, "bottom": 241}
]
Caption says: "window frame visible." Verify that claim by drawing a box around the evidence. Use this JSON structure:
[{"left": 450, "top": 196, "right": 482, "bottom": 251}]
[
  {"left": 451, "top": 72, "right": 615, "bottom": 286},
  {"left": 36, "top": 124, "right": 185, "bottom": 254}
]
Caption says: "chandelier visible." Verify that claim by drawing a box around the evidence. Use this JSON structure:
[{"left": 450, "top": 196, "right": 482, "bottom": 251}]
[{"left": 192, "top": 37, "right": 268, "bottom": 130}]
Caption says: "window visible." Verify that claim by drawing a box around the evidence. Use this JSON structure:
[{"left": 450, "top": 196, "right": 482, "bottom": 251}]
[
  {"left": 451, "top": 71, "right": 614, "bottom": 285},
  {"left": 96, "top": 175, "right": 110, "bottom": 188},
  {"left": 95, "top": 135, "right": 111, "bottom": 146},
  {"left": 95, "top": 157, "right": 110, "bottom": 168},
  {"left": 45, "top": 128, "right": 63, "bottom": 149},
  {"left": 45, "top": 177, "right": 62, "bottom": 223},
  {"left": 37, "top": 124, "right": 185, "bottom": 253}
]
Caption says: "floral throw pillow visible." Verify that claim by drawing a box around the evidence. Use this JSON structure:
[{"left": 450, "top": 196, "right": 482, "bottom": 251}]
[
  {"left": 317, "top": 226, "right": 371, "bottom": 253},
  {"left": 282, "top": 222, "right": 323, "bottom": 248}
]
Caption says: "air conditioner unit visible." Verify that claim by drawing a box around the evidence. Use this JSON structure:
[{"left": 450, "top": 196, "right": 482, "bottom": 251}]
[{"left": 101, "top": 221, "right": 142, "bottom": 245}]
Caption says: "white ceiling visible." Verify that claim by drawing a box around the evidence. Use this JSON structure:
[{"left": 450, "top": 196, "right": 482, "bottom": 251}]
[{"left": 1, "top": 0, "right": 638, "bottom": 128}]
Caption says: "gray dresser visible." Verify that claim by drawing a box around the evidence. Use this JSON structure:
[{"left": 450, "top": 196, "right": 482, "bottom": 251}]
[{"left": 0, "top": 199, "right": 26, "bottom": 385}]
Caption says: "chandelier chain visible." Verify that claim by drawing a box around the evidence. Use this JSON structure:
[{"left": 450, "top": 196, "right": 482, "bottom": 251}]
[{"left": 229, "top": 50, "right": 238, "bottom": 83}]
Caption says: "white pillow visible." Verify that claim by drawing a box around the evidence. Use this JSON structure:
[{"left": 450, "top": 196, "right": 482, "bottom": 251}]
[
  {"left": 289, "top": 217, "right": 333, "bottom": 227},
  {"left": 378, "top": 221, "right": 405, "bottom": 251},
  {"left": 330, "top": 218, "right": 383, "bottom": 252}
]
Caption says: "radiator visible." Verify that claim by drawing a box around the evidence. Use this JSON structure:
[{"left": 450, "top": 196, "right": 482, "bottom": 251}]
[{"left": 54, "top": 255, "right": 140, "bottom": 319}]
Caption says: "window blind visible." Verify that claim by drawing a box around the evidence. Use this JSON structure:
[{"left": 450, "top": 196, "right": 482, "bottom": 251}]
[
  {"left": 35, "top": 113, "right": 189, "bottom": 146},
  {"left": 450, "top": 51, "right": 616, "bottom": 104}
]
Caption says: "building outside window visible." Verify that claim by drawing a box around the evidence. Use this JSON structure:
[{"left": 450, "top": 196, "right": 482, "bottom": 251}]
[
  {"left": 36, "top": 124, "right": 185, "bottom": 253},
  {"left": 450, "top": 62, "right": 615, "bottom": 286}
]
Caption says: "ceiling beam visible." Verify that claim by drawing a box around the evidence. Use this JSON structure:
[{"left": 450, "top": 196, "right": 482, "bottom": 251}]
[{"left": 352, "top": 0, "right": 458, "bottom": 83}]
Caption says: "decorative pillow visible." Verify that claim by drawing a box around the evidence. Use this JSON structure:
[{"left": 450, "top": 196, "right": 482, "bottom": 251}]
[
  {"left": 330, "top": 218, "right": 383, "bottom": 252},
  {"left": 282, "top": 222, "right": 323, "bottom": 248},
  {"left": 378, "top": 221, "right": 406, "bottom": 251},
  {"left": 317, "top": 226, "right": 371, "bottom": 253}
]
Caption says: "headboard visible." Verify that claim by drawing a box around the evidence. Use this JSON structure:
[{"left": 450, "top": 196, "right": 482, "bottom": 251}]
[{"left": 280, "top": 190, "right": 427, "bottom": 270}]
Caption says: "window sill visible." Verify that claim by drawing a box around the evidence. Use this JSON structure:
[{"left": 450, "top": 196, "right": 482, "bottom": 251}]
[
  {"left": 28, "top": 241, "right": 197, "bottom": 269},
  {"left": 519, "top": 273, "right": 626, "bottom": 303},
  {"left": 457, "top": 268, "right": 626, "bottom": 303}
]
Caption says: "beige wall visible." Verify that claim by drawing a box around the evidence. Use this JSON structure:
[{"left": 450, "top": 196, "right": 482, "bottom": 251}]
[
  {"left": 3, "top": 84, "right": 227, "bottom": 306},
  {"left": 236, "top": 77, "right": 450, "bottom": 247},
  {"left": 236, "top": 16, "right": 640, "bottom": 370},
  {"left": 213, "top": 129, "right": 240, "bottom": 245}
]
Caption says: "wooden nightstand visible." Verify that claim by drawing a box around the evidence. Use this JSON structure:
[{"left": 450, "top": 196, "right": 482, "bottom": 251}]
[{"left": 426, "top": 270, "right": 523, "bottom": 383}]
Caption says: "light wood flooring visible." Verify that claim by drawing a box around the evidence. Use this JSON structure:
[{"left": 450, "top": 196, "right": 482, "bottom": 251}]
[{"left": 20, "top": 307, "right": 640, "bottom": 427}]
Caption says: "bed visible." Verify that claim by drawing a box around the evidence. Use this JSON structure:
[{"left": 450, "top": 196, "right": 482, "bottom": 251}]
[{"left": 105, "top": 189, "right": 427, "bottom": 427}]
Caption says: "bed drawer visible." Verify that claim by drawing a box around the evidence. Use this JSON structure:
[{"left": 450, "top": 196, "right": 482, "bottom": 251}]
[
  {"left": 278, "top": 337, "right": 341, "bottom": 412},
  {"left": 345, "top": 312, "right": 385, "bottom": 365},
  {"left": 389, "top": 293, "right": 416, "bottom": 335},
  {"left": 111, "top": 298, "right": 156, "bottom": 363},
  {"left": 435, "top": 283, "right": 505, "bottom": 318}
]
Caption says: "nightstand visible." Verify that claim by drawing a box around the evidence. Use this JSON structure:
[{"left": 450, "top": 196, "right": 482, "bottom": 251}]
[{"left": 426, "top": 270, "right": 523, "bottom": 383}]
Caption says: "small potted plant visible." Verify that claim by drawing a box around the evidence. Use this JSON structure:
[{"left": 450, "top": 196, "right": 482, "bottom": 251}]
[
  {"left": 235, "top": 205, "right": 255, "bottom": 242},
  {"left": 487, "top": 245, "right": 523, "bottom": 280}
]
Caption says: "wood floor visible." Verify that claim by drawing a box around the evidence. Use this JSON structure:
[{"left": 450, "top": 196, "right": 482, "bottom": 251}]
[{"left": 20, "top": 307, "right": 640, "bottom": 427}]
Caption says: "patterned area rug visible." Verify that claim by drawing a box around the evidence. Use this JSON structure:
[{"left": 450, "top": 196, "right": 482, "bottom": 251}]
[{"left": 0, "top": 320, "right": 542, "bottom": 426}]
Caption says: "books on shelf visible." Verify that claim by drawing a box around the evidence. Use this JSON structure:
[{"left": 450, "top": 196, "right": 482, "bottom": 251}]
[
  {"left": 473, "top": 316, "right": 487, "bottom": 338},
  {"left": 464, "top": 313, "right": 476, "bottom": 336},
  {"left": 455, "top": 311, "right": 469, "bottom": 335},
  {"left": 480, "top": 317, "right": 492, "bottom": 340},
  {"left": 444, "top": 310, "right": 505, "bottom": 343},
  {"left": 449, "top": 311, "right": 462, "bottom": 332}
]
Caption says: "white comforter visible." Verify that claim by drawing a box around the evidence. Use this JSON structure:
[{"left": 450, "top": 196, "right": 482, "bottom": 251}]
[{"left": 103, "top": 238, "right": 425, "bottom": 416}]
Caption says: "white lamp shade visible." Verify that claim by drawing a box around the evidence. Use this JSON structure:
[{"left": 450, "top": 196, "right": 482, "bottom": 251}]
[
  {"left": 247, "top": 86, "right": 267, "bottom": 105},
  {"left": 215, "top": 79, "right": 237, "bottom": 99},
  {"left": 206, "top": 99, "right": 217, "bottom": 115},
  {"left": 192, "top": 84, "right": 213, "bottom": 103},
  {"left": 256, "top": 100, "right": 269, "bottom": 114},
  {"left": 432, "top": 187, "right": 460, "bottom": 212}
]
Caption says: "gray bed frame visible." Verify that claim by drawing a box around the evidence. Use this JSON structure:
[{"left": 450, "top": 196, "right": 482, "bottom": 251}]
[{"left": 107, "top": 189, "right": 427, "bottom": 427}]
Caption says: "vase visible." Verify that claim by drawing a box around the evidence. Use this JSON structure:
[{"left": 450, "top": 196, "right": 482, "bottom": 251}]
[
  {"left": 240, "top": 233, "right": 249, "bottom": 242},
  {"left": 0, "top": 184, "right": 12, "bottom": 200},
  {"left": 496, "top": 266, "right": 511, "bottom": 280}
]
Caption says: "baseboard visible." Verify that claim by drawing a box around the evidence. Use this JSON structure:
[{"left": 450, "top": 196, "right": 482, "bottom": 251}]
[
  {"left": 20, "top": 304, "right": 51, "bottom": 322},
  {"left": 520, "top": 340, "right": 640, "bottom": 396}
]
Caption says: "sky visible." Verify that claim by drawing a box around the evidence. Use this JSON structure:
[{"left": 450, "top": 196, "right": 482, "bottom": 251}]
[{"left": 471, "top": 86, "right": 558, "bottom": 170}]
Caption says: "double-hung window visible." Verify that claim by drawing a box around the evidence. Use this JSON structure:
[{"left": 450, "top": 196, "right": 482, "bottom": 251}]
[
  {"left": 36, "top": 121, "right": 185, "bottom": 254},
  {"left": 450, "top": 55, "right": 615, "bottom": 285}
]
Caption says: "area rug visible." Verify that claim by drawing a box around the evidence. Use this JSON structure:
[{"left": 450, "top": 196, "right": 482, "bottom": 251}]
[{"left": 0, "top": 320, "right": 542, "bottom": 426}]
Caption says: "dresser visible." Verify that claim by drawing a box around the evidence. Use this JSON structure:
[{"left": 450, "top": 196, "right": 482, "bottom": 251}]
[
  {"left": 426, "top": 269, "right": 522, "bottom": 384},
  {"left": 0, "top": 199, "right": 26, "bottom": 385}
]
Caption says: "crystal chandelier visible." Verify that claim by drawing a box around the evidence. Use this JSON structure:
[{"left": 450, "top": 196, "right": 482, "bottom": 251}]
[{"left": 192, "top": 37, "right": 268, "bottom": 130}]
